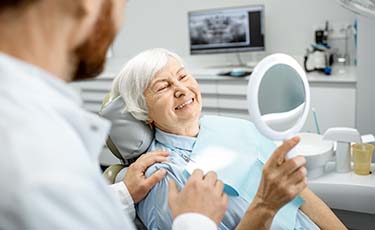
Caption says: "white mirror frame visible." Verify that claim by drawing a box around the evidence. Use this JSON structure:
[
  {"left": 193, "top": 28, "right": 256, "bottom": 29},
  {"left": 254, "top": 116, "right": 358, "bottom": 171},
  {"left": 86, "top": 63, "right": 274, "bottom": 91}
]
[{"left": 247, "top": 53, "right": 311, "bottom": 141}]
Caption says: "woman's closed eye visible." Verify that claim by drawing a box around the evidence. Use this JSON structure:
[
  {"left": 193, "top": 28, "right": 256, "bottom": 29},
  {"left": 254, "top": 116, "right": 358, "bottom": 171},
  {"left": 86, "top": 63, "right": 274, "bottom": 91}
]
[
  {"left": 178, "top": 74, "right": 188, "bottom": 81},
  {"left": 158, "top": 85, "right": 168, "bottom": 91},
  {"left": 155, "top": 83, "right": 169, "bottom": 92}
]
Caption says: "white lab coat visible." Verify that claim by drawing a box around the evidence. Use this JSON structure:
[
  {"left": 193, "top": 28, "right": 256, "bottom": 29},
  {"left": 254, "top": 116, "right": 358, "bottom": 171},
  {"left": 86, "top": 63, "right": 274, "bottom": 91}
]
[{"left": 0, "top": 53, "right": 216, "bottom": 230}]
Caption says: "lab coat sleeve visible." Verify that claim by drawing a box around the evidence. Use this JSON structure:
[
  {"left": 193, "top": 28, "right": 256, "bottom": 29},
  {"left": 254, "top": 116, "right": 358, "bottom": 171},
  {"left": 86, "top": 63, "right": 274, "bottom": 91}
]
[
  {"left": 109, "top": 182, "right": 136, "bottom": 220},
  {"left": 172, "top": 213, "right": 217, "bottom": 230},
  {"left": 110, "top": 175, "right": 217, "bottom": 230}
]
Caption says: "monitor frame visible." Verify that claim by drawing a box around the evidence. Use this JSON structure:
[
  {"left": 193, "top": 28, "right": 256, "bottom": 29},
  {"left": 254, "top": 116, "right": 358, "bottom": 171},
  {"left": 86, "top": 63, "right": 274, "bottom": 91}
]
[{"left": 188, "top": 5, "right": 265, "bottom": 55}]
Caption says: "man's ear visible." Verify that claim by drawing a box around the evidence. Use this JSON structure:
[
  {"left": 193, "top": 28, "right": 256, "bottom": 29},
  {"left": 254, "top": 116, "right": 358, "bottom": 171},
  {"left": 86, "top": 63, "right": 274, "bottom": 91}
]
[
  {"left": 110, "top": 0, "right": 126, "bottom": 31},
  {"left": 66, "top": 0, "right": 102, "bottom": 48}
]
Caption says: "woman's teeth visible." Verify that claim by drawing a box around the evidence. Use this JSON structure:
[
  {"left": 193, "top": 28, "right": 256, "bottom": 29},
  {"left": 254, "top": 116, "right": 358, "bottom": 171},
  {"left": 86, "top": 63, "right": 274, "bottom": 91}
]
[{"left": 175, "top": 98, "right": 194, "bottom": 110}]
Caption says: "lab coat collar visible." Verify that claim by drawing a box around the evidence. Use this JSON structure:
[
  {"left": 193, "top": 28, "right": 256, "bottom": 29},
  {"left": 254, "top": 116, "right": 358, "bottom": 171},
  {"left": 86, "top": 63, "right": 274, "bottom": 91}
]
[
  {"left": 0, "top": 52, "right": 82, "bottom": 106},
  {"left": 0, "top": 52, "right": 110, "bottom": 160}
]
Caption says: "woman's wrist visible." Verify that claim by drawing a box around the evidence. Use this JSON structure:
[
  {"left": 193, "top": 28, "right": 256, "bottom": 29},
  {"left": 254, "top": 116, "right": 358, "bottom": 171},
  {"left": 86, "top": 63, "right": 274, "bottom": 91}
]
[
  {"left": 237, "top": 197, "right": 277, "bottom": 230},
  {"left": 249, "top": 196, "right": 277, "bottom": 218}
]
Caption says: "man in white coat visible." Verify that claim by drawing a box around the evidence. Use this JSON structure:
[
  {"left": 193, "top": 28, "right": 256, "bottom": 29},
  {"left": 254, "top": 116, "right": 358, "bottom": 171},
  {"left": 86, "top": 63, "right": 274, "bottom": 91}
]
[{"left": 0, "top": 0, "right": 227, "bottom": 229}]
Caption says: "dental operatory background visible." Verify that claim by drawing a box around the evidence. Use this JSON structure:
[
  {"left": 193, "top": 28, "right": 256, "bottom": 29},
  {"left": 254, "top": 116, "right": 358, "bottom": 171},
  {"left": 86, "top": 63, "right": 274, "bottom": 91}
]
[{"left": 69, "top": 0, "right": 375, "bottom": 229}]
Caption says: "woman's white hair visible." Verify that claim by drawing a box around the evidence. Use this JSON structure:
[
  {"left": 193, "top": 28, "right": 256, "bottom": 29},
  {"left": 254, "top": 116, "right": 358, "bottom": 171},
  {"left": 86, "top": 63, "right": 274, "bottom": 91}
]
[{"left": 109, "top": 48, "right": 184, "bottom": 122}]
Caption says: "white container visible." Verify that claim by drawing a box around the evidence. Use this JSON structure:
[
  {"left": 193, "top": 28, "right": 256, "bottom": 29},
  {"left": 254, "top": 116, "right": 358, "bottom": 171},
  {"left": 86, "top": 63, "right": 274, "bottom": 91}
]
[{"left": 296, "top": 132, "right": 334, "bottom": 179}]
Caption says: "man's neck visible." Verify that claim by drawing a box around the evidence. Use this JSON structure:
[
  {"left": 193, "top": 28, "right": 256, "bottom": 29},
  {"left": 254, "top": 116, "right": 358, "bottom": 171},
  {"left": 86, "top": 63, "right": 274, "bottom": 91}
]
[{"left": 0, "top": 12, "right": 73, "bottom": 82}]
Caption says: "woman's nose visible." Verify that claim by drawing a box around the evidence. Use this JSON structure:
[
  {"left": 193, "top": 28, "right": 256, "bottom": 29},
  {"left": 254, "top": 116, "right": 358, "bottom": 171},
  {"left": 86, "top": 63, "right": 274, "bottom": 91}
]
[{"left": 174, "top": 82, "right": 188, "bottom": 98}]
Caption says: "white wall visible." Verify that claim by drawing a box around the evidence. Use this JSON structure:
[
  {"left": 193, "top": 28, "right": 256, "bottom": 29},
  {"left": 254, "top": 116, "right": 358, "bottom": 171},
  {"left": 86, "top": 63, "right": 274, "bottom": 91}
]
[
  {"left": 356, "top": 17, "right": 375, "bottom": 135},
  {"left": 106, "top": 0, "right": 355, "bottom": 72}
]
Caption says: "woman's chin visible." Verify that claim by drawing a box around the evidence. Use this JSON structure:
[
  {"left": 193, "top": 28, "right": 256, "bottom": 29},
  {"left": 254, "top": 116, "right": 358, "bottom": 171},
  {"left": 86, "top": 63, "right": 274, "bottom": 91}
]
[{"left": 175, "top": 112, "right": 199, "bottom": 122}]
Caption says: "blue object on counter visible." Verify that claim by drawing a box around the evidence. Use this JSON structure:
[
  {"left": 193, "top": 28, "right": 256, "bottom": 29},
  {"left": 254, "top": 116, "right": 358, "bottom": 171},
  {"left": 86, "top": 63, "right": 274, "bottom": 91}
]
[
  {"left": 324, "top": 67, "right": 332, "bottom": 75},
  {"left": 217, "top": 70, "right": 252, "bottom": 77}
]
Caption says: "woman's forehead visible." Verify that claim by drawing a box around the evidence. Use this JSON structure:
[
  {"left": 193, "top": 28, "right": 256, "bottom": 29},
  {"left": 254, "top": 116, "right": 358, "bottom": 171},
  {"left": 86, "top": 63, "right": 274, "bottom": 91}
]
[{"left": 154, "top": 58, "right": 184, "bottom": 78}]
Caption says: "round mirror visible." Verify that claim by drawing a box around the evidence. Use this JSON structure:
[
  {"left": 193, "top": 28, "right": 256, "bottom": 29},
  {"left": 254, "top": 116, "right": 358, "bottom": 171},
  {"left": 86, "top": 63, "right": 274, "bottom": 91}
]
[{"left": 247, "top": 54, "right": 310, "bottom": 158}]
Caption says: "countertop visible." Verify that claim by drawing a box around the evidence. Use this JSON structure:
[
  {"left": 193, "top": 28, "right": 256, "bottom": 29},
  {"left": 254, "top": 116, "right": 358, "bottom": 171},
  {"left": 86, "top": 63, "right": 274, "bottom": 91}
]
[
  {"left": 189, "top": 66, "right": 357, "bottom": 84},
  {"left": 309, "top": 162, "right": 375, "bottom": 214}
]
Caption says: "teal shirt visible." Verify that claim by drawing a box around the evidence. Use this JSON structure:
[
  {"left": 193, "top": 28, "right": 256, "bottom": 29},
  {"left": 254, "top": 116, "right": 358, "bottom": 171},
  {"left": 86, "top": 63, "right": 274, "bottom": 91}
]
[{"left": 137, "top": 116, "right": 319, "bottom": 230}]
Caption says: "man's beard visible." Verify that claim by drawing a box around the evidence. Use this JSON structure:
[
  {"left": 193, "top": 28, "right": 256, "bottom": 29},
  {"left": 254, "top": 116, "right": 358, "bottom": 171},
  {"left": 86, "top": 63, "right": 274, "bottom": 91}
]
[{"left": 72, "top": 0, "right": 117, "bottom": 81}]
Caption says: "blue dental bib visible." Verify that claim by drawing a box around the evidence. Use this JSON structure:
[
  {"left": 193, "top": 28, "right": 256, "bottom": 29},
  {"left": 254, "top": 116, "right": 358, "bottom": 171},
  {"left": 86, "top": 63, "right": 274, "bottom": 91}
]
[{"left": 188, "top": 115, "right": 304, "bottom": 230}]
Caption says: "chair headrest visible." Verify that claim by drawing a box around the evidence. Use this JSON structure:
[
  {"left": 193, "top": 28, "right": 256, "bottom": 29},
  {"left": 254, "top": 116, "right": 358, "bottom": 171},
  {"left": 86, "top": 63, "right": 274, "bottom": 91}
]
[{"left": 99, "top": 96, "right": 154, "bottom": 161}]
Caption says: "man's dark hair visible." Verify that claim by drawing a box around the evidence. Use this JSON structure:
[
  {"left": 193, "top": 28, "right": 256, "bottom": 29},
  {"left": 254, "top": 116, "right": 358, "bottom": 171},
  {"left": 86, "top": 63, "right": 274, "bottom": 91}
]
[{"left": 0, "top": 0, "right": 39, "bottom": 12}]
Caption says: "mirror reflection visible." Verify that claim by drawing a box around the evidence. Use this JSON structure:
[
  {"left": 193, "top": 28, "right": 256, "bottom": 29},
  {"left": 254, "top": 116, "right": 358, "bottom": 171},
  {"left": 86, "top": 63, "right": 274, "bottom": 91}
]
[{"left": 258, "top": 64, "right": 306, "bottom": 132}]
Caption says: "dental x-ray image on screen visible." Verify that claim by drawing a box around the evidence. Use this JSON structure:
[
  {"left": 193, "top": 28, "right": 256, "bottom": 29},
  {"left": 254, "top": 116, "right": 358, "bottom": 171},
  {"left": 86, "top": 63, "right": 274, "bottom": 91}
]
[
  {"left": 190, "top": 11, "right": 250, "bottom": 48},
  {"left": 188, "top": 5, "right": 264, "bottom": 54}
]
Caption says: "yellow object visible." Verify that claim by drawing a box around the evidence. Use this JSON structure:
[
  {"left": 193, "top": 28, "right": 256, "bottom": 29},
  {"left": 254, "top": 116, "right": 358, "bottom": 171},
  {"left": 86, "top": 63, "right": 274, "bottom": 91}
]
[{"left": 352, "top": 143, "right": 374, "bottom": 175}]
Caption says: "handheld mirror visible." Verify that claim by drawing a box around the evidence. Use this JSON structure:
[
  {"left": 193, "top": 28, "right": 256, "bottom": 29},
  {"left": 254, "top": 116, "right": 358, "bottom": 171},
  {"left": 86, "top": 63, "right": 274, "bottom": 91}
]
[{"left": 247, "top": 53, "right": 310, "bottom": 158}]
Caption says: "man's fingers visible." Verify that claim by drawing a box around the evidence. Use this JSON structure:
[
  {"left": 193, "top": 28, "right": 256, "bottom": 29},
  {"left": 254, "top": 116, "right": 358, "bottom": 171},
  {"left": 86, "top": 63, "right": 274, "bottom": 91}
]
[
  {"left": 137, "top": 150, "right": 169, "bottom": 163},
  {"left": 168, "top": 179, "right": 179, "bottom": 200},
  {"left": 144, "top": 168, "right": 167, "bottom": 188},
  {"left": 203, "top": 171, "right": 218, "bottom": 186},
  {"left": 147, "top": 150, "right": 170, "bottom": 157},
  {"left": 190, "top": 169, "right": 204, "bottom": 180},
  {"left": 215, "top": 180, "right": 225, "bottom": 194},
  {"left": 137, "top": 155, "right": 169, "bottom": 171},
  {"left": 270, "top": 137, "right": 300, "bottom": 166},
  {"left": 222, "top": 193, "right": 228, "bottom": 205}
]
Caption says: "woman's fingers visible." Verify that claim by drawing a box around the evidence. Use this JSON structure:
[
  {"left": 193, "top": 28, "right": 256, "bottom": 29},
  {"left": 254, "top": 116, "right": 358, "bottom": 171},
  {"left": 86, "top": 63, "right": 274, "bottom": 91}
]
[
  {"left": 281, "top": 156, "right": 307, "bottom": 175},
  {"left": 268, "top": 137, "right": 300, "bottom": 167},
  {"left": 291, "top": 177, "right": 308, "bottom": 196},
  {"left": 256, "top": 137, "right": 308, "bottom": 212}
]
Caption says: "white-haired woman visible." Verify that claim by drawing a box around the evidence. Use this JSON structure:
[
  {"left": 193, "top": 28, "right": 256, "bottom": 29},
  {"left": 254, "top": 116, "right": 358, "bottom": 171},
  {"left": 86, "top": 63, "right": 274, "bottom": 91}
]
[{"left": 110, "top": 48, "right": 346, "bottom": 230}]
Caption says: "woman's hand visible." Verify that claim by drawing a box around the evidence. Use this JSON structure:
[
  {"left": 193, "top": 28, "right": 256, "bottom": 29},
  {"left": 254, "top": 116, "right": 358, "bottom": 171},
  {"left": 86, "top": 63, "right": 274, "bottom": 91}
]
[
  {"left": 237, "top": 137, "right": 307, "bottom": 230},
  {"left": 255, "top": 136, "right": 307, "bottom": 213}
]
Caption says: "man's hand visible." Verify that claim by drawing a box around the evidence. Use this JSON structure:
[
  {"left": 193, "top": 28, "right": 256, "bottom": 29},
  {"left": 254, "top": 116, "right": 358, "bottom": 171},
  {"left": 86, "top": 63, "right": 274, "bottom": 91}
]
[
  {"left": 124, "top": 150, "right": 169, "bottom": 203},
  {"left": 168, "top": 169, "right": 228, "bottom": 226},
  {"left": 255, "top": 136, "right": 307, "bottom": 213}
]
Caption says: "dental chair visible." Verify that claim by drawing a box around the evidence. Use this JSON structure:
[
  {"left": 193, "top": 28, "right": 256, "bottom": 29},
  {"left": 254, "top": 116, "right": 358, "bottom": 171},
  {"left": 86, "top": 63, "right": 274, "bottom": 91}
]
[{"left": 99, "top": 94, "right": 154, "bottom": 229}]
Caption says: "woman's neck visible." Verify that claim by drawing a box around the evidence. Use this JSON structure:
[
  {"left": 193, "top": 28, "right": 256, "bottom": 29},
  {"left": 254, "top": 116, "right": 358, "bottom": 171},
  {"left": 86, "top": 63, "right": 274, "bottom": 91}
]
[{"left": 156, "top": 121, "right": 200, "bottom": 137}]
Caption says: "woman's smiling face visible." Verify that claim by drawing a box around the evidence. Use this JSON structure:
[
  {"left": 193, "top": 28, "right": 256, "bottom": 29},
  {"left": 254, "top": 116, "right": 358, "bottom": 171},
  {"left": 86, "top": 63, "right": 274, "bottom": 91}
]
[{"left": 144, "top": 57, "right": 202, "bottom": 135}]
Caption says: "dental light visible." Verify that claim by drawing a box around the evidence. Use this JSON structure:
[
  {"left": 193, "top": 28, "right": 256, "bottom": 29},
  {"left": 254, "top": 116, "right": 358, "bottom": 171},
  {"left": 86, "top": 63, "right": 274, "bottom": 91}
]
[{"left": 337, "top": 0, "right": 375, "bottom": 18}]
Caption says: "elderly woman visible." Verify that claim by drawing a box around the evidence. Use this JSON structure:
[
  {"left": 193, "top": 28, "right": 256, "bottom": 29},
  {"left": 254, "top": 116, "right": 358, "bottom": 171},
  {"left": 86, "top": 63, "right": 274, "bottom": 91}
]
[{"left": 110, "top": 48, "right": 345, "bottom": 230}]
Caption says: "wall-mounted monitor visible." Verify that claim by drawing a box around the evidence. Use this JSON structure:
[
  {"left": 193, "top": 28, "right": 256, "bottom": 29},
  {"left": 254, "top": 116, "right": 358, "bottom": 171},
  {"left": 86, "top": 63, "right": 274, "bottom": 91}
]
[{"left": 188, "top": 5, "right": 265, "bottom": 55}]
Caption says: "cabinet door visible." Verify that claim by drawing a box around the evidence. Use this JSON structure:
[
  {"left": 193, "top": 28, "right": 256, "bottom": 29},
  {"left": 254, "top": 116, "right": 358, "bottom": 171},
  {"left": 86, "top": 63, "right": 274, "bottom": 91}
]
[
  {"left": 303, "top": 84, "right": 356, "bottom": 133},
  {"left": 196, "top": 79, "right": 219, "bottom": 116},
  {"left": 216, "top": 79, "right": 250, "bottom": 119}
]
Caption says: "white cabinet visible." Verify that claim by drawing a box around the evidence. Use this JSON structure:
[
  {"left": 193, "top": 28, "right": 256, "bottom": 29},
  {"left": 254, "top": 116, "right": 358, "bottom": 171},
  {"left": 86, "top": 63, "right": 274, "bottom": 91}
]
[{"left": 196, "top": 77, "right": 250, "bottom": 120}]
